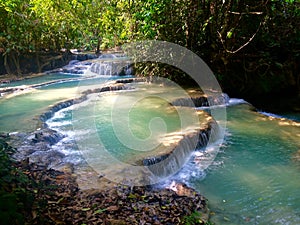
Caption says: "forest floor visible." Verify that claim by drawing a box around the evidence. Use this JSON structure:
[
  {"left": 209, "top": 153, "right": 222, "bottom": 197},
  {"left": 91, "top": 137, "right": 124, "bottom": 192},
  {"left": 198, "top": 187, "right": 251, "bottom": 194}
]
[{"left": 1, "top": 153, "right": 211, "bottom": 225}]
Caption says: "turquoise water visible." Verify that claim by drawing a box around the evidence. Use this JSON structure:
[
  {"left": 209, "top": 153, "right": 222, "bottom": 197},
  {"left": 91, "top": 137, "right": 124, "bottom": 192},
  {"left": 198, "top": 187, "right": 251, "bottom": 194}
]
[
  {"left": 1, "top": 72, "right": 300, "bottom": 224},
  {"left": 192, "top": 104, "right": 300, "bottom": 225},
  {"left": 0, "top": 75, "right": 119, "bottom": 132},
  {"left": 0, "top": 73, "right": 81, "bottom": 87},
  {"left": 61, "top": 83, "right": 206, "bottom": 184}
]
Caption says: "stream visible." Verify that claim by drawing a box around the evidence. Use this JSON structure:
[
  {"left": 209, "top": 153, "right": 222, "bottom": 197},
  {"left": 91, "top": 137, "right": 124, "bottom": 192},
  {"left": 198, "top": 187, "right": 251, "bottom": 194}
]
[{"left": 0, "top": 58, "right": 299, "bottom": 224}]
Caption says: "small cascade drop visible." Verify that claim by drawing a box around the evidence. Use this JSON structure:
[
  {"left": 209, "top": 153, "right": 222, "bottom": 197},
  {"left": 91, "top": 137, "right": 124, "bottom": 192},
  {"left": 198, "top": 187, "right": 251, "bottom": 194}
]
[
  {"left": 50, "top": 53, "right": 133, "bottom": 76},
  {"left": 90, "top": 61, "right": 113, "bottom": 76},
  {"left": 197, "top": 129, "right": 210, "bottom": 148},
  {"left": 145, "top": 129, "right": 201, "bottom": 180},
  {"left": 98, "top": 53, "right": 117, "bottom": 59},
  {"left": 88, "top": 54, "right": 133, "bottom": 76},
  {"left": 141, "top": 119, "right": 218, "bottom": 182},
  {"left": 60, "top": 60, "right": 93, "bottom": 74},
  {"left": 207, "top": 93, "right": 230, "bottom": 106}
]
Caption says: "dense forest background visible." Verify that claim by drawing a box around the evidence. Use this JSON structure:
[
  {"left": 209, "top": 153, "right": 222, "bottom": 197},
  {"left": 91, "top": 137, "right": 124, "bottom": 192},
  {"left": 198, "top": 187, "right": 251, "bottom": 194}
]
[{"left": 0, "top": 0, "right": 299, "bottom": 105}]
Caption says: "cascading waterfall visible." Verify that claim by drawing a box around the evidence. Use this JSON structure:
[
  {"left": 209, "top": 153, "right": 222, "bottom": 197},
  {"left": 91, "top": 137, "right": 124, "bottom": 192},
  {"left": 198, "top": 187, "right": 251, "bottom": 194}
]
[
  {"left": 171, "top": 93, "right": 230, "bottom": 108},
  {"left": 90, "top": 62, "right": 112, "bottom": 76},
  {"left": 143, "top": 118, "right": 220, "bottom": 183},
  {"left": 144, "top": 127, "right": 208, "bottom": 178},
  {"left": 48, "top": 53, "right": 133, "bottom": 76},
  {"left": 87, "top": 54, "right": 133, "bottom": 76}
]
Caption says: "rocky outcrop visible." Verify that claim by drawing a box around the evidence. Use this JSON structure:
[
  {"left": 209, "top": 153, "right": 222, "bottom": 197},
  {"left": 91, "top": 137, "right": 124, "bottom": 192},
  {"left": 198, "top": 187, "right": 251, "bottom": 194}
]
[
  {"left": 117, "top": 100, "right": 217, "bottom": 185},
  {"left": 171, "top": 96, "right": 209, "bottom": 107},
  {"left": 0, "top": 86, "right": 24, "bottom": 97},
  {"left": 39, "top": 99, "right": 76, "bottom": 123},
  {"left": 29, "top": 129, "right": 64, "bottom": 145},
  {"left": 140, "top": 119, "right": 217, "bottom": 180}
]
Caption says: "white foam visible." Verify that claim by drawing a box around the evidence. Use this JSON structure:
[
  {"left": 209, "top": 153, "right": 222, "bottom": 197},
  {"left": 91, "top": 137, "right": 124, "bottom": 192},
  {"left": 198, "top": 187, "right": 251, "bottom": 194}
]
[
  {"left": 228, "top": 98, "right": 248, "bottom": 106},
  {"left": 50, "top": 107, "right": 71, "bottom": 120},
  {"left": 160, "top": 134, "right": 230, "bottom": 189},
  {"left": 258, "top": 111, "right": 285, "bottom": 119},
  {"left": 160, "top": 150, "right": 208, "bottom": 187},
  {"left": 47, "top": 120, "right": 72, "bottom": 128}
]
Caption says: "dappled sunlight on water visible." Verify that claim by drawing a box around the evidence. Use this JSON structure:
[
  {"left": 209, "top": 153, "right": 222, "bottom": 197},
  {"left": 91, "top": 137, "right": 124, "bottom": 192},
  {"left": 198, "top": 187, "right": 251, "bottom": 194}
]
[
  {"left": 30, "top": 88, "right": 78, "bottom": 101},
  {"left": 278, "top": 120, "right": 300, "bottom": 127}
]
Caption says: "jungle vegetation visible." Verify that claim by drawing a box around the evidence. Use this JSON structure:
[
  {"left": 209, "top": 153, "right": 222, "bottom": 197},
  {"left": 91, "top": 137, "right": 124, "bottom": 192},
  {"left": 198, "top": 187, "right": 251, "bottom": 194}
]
[{"left": 0, "top": 0, "right": 299, "bottom": 98}]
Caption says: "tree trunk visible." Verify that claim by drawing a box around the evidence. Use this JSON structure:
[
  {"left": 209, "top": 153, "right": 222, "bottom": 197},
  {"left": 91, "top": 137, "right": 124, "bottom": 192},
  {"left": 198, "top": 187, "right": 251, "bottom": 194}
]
[
  {"left": 10, "top": 51, "right": 22, "bottom": 76},
  {"left": 36, "top": 51, "right": 41, "bottom": 73},
  {"left": 3, "top": 54, "right": 12, "bottom": 75},
  {"left": 95, "top": 37, "right": 102, "bottom": 55}
]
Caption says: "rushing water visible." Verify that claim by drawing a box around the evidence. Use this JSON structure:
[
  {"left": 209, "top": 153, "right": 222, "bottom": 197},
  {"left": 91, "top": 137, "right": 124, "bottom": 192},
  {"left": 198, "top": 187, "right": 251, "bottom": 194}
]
[{"left": 0, "top": 60, "right": 300, "bottom": 224}]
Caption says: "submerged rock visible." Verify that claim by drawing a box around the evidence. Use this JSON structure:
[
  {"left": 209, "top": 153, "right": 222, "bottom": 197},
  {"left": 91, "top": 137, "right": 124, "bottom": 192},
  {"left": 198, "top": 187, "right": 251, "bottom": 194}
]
[
  {"left": 30, "top": 129, "right": 64, "bottom": 145},
  {"left": 292, "top": 149, "right": 300, "bottom": 162}
]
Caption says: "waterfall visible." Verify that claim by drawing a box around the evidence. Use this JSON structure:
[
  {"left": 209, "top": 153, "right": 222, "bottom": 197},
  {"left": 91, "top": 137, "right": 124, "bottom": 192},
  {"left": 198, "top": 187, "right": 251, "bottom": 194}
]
[
  {"left": 88, "top": 54, "right": 133, "bottom": 76},
  {"left": 144, "top": 128, "right": 202, "bottom": 180},
  {"left": 51, "top": 53, "right": 133, "bottom": 76},
  {"left": 90, "top": 62, "right": 113, "bottom": 76},
  {"left": 207, "top": 93, "right": 230, "bottom": 106},
  {"left": 60, "top": 60, "right": 93, "bottom": 74},
  {"left": 141, "top": 118, "right": 218, "bottom": 183}
]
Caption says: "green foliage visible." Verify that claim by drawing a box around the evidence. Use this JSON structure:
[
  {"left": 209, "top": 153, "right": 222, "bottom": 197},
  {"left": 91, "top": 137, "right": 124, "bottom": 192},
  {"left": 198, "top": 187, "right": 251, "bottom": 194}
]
[
  {"left": 182, "top": 211, "right": 213, "bottom": 225},
  {"left": 0, "top": 0, "right": 299, "bottom": 96},
  {"left": 0, "top": 139, "right": 26, "bottom": 224},
  {"left": 0, "top": 139, "right": 52, "bottom": 225},
  {"left": 0, "top": 0, "right": 298, "bottom": 55}
]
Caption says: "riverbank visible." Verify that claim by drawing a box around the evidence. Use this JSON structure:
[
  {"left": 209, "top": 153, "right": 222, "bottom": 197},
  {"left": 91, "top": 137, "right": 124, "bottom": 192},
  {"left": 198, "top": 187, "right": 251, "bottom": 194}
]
[{"left": 0, "top": 137, "right": 210, "bottom": 225}]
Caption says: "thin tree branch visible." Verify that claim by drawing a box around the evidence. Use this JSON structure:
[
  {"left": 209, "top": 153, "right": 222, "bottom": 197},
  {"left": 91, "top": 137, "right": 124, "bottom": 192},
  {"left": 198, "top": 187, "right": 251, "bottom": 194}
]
[
  {"left": 228, "top": 11, "right": 263, "bottom": 15},
  {"left": 217, "top": 20, "right": 263, "bottom": 54}
]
